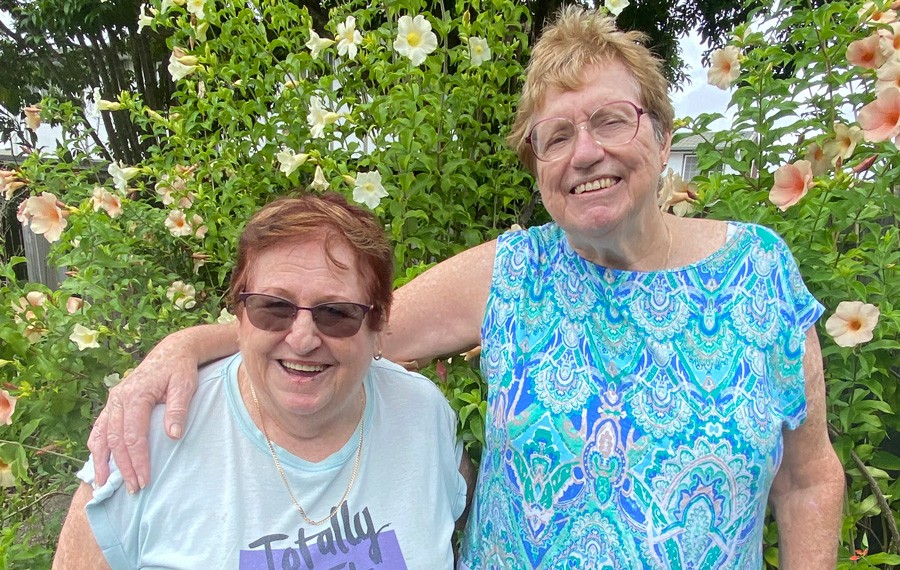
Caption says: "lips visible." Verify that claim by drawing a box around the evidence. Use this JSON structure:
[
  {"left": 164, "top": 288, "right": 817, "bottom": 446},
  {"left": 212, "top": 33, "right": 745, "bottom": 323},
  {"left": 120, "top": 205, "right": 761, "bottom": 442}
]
[{"left": 572, "top": 176, "right": 620, "bottom": 194}]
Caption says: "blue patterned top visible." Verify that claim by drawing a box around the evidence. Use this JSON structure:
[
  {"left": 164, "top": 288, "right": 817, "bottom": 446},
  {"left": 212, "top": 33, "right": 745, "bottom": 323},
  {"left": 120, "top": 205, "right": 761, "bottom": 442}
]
[{"left": 459, "top": 221, "right": 824, "bottom": 570}]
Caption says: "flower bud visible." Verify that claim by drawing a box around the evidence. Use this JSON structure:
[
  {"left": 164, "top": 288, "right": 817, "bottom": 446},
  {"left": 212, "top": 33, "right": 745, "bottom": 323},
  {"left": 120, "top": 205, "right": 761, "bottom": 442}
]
[
  {"left": 66, "top": 296, "right": 84, "bottom": 313},
  {"left": 98, "top": 100, "right": 123, "bottom": 111}
]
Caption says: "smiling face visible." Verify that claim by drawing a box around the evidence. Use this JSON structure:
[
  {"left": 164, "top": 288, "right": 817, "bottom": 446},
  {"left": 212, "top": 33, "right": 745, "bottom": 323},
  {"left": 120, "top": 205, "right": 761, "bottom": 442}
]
[
  {"left": 237, "top": 234, "right": 376, "bottom": 434},
  {"left": 533, "top": 59, "right": 671, "bottom": 250}
]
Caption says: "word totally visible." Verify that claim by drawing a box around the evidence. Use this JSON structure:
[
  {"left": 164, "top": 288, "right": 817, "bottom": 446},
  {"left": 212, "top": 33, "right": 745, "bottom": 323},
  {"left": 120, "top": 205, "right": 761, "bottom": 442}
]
[{"left": 239, "top": 504, "right": 408, "bottom": 570}]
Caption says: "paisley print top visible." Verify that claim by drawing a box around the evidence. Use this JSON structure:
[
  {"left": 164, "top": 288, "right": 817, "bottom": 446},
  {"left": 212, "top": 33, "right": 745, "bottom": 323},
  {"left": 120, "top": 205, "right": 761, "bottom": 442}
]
[{"left": 458, "top": 221, "right": 824, "bottom": 570}]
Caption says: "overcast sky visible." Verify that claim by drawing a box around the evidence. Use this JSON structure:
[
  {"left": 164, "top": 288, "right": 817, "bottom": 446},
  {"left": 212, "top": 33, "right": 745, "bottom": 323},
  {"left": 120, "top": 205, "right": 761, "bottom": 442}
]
[{"left": 671, "top": 31, "right": 733, "bottom": 130}]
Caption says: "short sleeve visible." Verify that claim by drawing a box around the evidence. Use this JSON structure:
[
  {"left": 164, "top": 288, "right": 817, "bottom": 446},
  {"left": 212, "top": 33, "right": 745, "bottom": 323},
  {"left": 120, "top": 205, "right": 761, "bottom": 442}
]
[
  {"left": 440, "top": 396, "right": 468, "bottom": 521},
  {"left": 422, "top": 386, "right": 468, "bottom": 520},
  {"left": 76, "top": 457, "right": 137, "bottom": 569},
  {"left": 767, "top": 228, "right": 825, "bottom": 430}
]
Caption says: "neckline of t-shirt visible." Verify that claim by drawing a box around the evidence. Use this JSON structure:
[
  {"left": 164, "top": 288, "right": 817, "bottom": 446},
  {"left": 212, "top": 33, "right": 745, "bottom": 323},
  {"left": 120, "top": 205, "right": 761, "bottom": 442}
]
[
  {"left": 565, "top": 220, "right": 744, "bottom": 278},
  {"left": 223, "top": 352, "right": 374, "bottom": 471}
]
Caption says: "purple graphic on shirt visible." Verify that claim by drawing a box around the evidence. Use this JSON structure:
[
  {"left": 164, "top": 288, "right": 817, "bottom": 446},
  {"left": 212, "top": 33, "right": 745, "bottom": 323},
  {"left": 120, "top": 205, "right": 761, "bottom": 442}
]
[{"left": 239, "top": 504, "right": 408, "bottom": 570}]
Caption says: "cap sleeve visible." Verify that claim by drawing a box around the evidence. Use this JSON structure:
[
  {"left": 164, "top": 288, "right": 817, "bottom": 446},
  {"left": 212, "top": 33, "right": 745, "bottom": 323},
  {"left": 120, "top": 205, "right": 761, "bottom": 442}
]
[{"left": 767, "top": 228, "right": 824, "bottom": 430}]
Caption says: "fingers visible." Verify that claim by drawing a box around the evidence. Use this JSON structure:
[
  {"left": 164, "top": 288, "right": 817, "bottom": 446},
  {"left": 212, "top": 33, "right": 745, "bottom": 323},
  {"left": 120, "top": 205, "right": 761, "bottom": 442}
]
[
  {"left": 117, "top": 389, "right": 160, "bottom": 493},
  {"left": 162, "top": 372, "right": 199, "bottom": 441},
  {"left": 102, "top": 386, "right": 140, "bottom": 494},
  {"left": 86, "top": 408, "right": 110, "bottom": 487}
]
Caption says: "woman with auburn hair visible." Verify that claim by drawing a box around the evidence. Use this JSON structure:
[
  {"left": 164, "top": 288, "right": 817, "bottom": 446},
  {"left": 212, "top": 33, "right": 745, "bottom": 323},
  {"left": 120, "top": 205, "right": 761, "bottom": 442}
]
[
  {"left": 55, "top": 194, "right": 473, "bottom": 569},
  {"left": 88, "top": 7, "right": 842, "bottom": 569}
]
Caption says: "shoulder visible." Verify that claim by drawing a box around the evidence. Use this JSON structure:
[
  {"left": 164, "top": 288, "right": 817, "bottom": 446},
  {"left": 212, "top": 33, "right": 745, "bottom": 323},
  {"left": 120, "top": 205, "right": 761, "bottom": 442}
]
[
  {"left": 366, "top": 359, "right": 460, "bottom": 449},
  {"left": 735, "top": 221, "right": 787, "bottom": 246},
  {"left": 146, "top": 354, "right": 236, "bottom": 437},
  {"left": 494, "top": 222, "right": 566, "bottom": 271},
  {"left": 500, "top": 222, "right": 562, "bottom": 251},
  {"left": 369, "top": 359, "right": 447, "bottom": 404},
  {"left": 730, "top": 222, "right": 799, "bottom": 266}
]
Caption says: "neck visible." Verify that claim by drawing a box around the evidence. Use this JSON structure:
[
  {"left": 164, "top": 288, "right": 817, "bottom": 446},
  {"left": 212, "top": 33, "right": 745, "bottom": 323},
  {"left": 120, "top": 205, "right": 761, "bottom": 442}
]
[
  {"left": 237, "top": 364, "right": 365, "bottom": 461},
  {"left": 568, "top": 210, "right": 673, "bottom": 271}
]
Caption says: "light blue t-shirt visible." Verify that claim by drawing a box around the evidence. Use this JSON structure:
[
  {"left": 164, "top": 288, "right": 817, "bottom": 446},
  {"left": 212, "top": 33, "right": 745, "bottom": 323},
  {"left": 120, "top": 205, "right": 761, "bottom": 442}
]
[
  {"left": 459, "top": 221, "right": 824, "bottom": 569},
  {"left": 79, "top": 354, "right": 466, "bottom": 570}
]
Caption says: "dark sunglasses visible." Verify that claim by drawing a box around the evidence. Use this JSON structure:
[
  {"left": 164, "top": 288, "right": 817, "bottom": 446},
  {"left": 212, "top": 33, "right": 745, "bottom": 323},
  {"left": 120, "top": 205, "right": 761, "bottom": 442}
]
[{"left": 237, "top": 293, "right": 372, "bottom": 338}]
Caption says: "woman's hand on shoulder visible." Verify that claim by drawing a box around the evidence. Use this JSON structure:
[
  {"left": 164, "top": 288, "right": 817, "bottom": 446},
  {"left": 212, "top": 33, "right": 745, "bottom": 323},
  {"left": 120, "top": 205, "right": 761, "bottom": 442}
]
[{"left": 88, "top": 323, "right": 238, "bottom": 492}]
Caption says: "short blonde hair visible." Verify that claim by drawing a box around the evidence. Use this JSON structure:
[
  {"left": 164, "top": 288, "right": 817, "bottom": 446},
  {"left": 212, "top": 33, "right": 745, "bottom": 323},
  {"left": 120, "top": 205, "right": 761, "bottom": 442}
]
[{"left": 508, "top": 6, "right": 674, "bottom": 173}]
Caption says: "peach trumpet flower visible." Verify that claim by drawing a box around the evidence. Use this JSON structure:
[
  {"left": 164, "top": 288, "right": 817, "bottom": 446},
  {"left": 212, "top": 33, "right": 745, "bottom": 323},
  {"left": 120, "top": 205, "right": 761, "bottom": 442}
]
[
  {"left": 769, "top": 160, "right": 814, "bottom": 211},
  {"left": 858, "top": 88, "right": 900, "bottom": 144}
]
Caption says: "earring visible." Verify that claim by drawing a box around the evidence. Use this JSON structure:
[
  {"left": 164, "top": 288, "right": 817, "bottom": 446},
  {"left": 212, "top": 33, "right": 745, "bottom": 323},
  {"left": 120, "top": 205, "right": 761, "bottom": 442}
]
[{"left": 374, "top": 349, "right": 383, "bottom": 361}]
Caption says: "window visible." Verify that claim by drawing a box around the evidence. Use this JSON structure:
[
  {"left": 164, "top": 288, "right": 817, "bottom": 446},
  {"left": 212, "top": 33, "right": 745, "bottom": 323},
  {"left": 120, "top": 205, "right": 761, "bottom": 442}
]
[{"left": 682, "top": 154, "right": 700, "bottom": 181}]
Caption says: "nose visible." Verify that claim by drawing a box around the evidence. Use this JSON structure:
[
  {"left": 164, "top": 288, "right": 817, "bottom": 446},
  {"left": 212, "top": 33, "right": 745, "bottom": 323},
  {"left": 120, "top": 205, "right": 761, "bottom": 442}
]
[
  {"left": 283, "top": 309, "right": 322, "bottom": 353},
  {"left": 569, "top": 125, "right": 605, "bottom": 168}
]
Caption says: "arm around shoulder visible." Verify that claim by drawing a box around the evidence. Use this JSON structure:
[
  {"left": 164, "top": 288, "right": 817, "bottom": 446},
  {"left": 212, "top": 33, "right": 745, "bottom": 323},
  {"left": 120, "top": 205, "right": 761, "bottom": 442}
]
[
  {"left": 769, "top": 328, "right": 844, "bottom": 570},
  {"left": 384, "top": 240, "right": 496, "bottom": 364},
  {"left": 88, "top": 321, "right": 239, "bottom": 491},
  {"left": 53, "top": 483, "right": 111, "bottom": 570}
]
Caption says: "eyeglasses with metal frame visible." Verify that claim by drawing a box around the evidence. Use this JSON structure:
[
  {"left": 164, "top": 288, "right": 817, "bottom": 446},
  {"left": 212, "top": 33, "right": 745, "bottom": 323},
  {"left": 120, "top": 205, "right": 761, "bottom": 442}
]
[
  {"left": 525, "top": 100, "right": 646, "bottom": 163},
  {"left": 237, "top": 292, "right": 372, "bottom": 338}
]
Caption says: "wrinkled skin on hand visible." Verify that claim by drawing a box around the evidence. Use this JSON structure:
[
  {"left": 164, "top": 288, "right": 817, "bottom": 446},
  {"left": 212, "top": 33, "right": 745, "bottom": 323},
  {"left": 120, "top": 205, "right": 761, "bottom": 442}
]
[{"left": 88, "top": 335, "right": 202, "bottom": 493}]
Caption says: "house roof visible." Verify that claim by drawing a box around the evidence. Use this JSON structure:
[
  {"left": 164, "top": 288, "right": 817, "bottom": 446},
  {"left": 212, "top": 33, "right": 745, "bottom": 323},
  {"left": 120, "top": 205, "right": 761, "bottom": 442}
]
[
  {"left": 671, "top": 131, "right": 754, "bottom": 152},
  {"left": 670, "top": 134, "right": 711, "bottom": 152}
]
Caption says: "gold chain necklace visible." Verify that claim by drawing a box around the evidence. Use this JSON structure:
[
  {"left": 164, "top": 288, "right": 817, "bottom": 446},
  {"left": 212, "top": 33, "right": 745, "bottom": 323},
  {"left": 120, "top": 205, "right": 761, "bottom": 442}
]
[{"left": 248, "top": 379, "right": 364, "bottom": 526}]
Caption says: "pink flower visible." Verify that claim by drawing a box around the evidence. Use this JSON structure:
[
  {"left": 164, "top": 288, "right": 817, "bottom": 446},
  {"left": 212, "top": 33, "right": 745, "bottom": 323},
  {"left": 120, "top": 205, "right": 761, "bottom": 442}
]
[
  {"left": 804, "top": 142, "right": 835, "bottom": 176},
  {"left": 177, "top": 192, "right": 196, "bottom": 209},
  {"left": 859, "top": 1, "right": 897, "bottom": 25},
  {"left": 192, "top": 214, "right": 208, "bottom": 239},
  {"left": 23, "top": 105, "right": 41, "bottom": 131},
  {"left": 825, "top": 301, "right": 880, "bottom": 347},
  {"left": 66, "top": 296, "right": 85, "bottom": 313},
  {"left": 846, "top": 33, "right": 887, "bottom": 70},
  {"left": 769, "top": 160, "right": 814, "bottom": 211},
  {"left": 11, "top": 293, "right": 48, "bottom": 343},
  {"left": 1, "top": 170, "right": 27, "bottom": 200},
  {"left": 875, "top": 59, "right": 900, "bottom": 93},
  {"left": 19, "top": 193, "right": 68, "bottom": 242},
  {"left": 165, "top": 209, "right": 193, "bottom": 236},
  {"left": 823, "top": 123, "right": 864, "bottom": 161},
  {"left": 878, "top": 22, "right": 900, "bottom": 59},
  {"left": 15, "top": 291, "right": 48, "bottom": 313},
  {"left": 707, "top": 46, "right": 741, "bottom": 90},
  {"left": 657, "top": 169, "right": 697, "bottom": 216},
  {"left": 858, "top": 88, "right": 900, "bottom": 143},
  {"left": 91, "top": 187, "right": 123, "bottom": 218},
  {"left": 0, "top": 389, "right": 16, "bottom": 425}
]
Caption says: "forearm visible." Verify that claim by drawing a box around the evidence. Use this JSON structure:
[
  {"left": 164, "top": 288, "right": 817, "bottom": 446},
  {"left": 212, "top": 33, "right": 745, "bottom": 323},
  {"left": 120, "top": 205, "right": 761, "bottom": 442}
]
[
  {"left": 772, "top": 465, "right": 844, "bottom": 569},
  {"left": 162, "top": 321, "right": 239, "bottom": 366},
  {"left": 383, "top": 241, "right": 495, "bottom": 364}
]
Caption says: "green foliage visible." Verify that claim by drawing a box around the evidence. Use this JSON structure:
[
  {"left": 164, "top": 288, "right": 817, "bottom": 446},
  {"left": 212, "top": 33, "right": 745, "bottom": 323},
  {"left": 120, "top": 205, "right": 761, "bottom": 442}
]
[
  {"left": 683, "top": 0, "right": 900, "bottom": 565},
  {"left": 4, "top": 0, "right": 899, "bottom": 564},
  {"left": 0, "top": 0, "right": 535, "bottom": 564}
]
